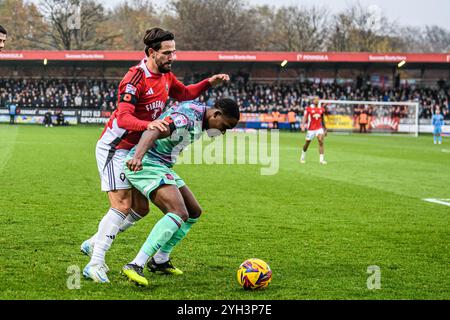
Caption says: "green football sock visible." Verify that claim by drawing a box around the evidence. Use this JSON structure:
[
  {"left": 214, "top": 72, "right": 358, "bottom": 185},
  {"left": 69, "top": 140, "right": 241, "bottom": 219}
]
[
  {"left": 140, "top": 213, "right": 184, "bottom": 257},
  {"left": 159, "top": 217, "right": 199, "bottom": 254}
]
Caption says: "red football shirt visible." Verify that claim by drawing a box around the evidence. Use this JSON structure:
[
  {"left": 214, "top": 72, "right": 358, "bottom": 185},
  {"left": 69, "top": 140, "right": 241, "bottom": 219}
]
[
  {"left": 99, "top": 58, "right": 210, "bottom": 150},
  {"left": 305, "top": 105, "right": 325, "bottom": 130}
]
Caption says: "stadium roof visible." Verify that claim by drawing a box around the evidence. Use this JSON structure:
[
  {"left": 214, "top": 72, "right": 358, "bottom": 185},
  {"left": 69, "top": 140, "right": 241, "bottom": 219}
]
[{"left": 1, "top": 51, "right": 450, "bottom": 64}]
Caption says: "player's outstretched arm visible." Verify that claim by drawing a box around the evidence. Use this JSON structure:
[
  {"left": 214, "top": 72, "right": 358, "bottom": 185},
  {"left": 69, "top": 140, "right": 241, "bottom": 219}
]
[
  {"left": 169, "top": 74, "right": 230, "bottom": 102},
  {"left": 208, "top": 74, "right": 230, "bottom": 87},
  {"left": 126, "top": 126, "right": 172, "bottom": 172}
]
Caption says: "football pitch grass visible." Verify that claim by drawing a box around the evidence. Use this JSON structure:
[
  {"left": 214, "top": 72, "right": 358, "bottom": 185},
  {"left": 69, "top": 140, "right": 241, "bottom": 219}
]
[{"left": 0, "top": 124, "right": 448, "bottom": 300}]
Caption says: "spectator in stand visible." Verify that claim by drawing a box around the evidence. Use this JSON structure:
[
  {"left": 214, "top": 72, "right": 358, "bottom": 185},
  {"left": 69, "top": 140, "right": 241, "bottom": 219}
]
[
  {"left": 74, "top": 94, "right": 82, "bottom": 108},
  {"left": 0, "top": 76, "right": 449, "bottom": 121}
]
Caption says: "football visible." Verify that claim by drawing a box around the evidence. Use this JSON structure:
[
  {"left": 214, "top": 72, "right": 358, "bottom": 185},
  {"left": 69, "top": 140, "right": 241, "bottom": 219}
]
[{"left": 237, "top": 258, "right": 272, "bottom": 290}]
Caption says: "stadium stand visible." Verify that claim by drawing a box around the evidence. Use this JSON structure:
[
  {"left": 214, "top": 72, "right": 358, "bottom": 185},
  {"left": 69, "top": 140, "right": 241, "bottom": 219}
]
[{"left": 1, "top": 76, "right": 449, "bottom": 119}]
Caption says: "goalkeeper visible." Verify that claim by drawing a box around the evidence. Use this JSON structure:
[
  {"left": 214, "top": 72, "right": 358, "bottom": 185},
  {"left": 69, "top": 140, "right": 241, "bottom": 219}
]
[{"left": 432, "top": 108, "right": 444, "bottom": 145}]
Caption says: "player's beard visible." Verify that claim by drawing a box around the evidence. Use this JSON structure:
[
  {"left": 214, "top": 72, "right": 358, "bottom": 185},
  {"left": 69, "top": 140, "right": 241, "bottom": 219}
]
[{"left": 157, "top": 61, "right": 172, "bottom": 73}]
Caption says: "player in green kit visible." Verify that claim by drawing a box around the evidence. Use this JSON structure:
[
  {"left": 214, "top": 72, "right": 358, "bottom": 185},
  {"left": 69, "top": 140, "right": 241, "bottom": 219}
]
[{"left": 121, "top": 98, "right": 240, "bottom": 286}]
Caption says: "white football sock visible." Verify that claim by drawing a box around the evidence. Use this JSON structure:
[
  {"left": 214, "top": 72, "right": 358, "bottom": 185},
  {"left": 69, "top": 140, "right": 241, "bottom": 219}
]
[
  {"left": 118, "top": 209, "right": 144, "bottom": 233},
  {"left": 89, "top": 208, "right": 126, "bottom": 266},
  {"left": 131, "top": 250, "right": 150, "bottom": 268},
  {"left": 301, "top": 150, "right": 306, "bottom": 160},
  {"left": 320, "top": 154, "right": 325, "bottom": 162},
  {"left": 87, "top": 233, "right": 97, "bottom": 246},
  {"left": 153, "top": 250, "right": 170, "bottom": 264},
  {"left": 86, "top": 209, "right": 144, "bottom": 246}
]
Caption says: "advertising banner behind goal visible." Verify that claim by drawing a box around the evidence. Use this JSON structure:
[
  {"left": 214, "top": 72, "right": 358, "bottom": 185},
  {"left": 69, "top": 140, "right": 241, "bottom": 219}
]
[{"left": 320, "top": 100, "right": 419, "bottom": 136}]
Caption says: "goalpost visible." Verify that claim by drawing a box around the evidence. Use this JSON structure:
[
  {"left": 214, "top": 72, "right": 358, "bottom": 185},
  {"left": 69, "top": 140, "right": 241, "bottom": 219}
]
[{"left": 318, "top": 100, "right": 420, "bottom": 137}]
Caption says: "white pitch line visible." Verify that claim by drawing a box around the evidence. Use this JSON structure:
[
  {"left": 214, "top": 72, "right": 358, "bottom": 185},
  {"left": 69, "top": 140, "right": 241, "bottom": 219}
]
[{"left": 423, "top": 198, "right": 450, "bottom": 207}]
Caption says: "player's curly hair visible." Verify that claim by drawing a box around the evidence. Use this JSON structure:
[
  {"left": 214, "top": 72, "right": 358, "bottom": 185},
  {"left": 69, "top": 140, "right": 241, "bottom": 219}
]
[
  {"left": 214, "top": 98, "right": 240, "bottom": 120},
  {"left": 0, "top": 25, "right": 7, "bottom": 35},
  {"left": 143, "top": 27, "right": 174, "bottom": 56}
]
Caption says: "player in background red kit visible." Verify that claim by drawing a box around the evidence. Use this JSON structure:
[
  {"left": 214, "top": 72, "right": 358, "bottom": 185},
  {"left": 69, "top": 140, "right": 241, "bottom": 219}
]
[
  {"left": 300, "top": 96, "right": 328, "bottom": 165},
  {"left": 82, "top": 28, "right": 230, "bottom": 283}
]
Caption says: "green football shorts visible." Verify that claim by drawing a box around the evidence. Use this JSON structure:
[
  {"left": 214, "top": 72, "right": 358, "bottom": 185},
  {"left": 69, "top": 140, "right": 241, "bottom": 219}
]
[{"left": 124, "top": 155, "right": 185, "bottom": 199}]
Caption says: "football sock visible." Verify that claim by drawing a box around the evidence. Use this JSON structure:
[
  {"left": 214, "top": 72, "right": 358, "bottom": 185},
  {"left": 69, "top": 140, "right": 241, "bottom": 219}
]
[
  {"left": 86, "top": 209, "right": 144, "bottom": 246},
  {"left": 320, "top": 154, "right": 325, "bottom": 162},
  {"left": 118, "top": 209, "right": 143, "bottom": 233},
  {"left": 301, "top": 150, "right": 306, "bottom": 160},
  {"left": 153, "top": 250, "right": 169, "bottom": 264},
  {"left": 154, "top": 217, "right": 199, "bottom": 263},
  {"left": 131, "top": 213, "right": 184, "bottom": 267},
  {"left": 131, "top": 250, "right": 151, "bottom": 268},
  {"left": 87, "top": 233, "right": 97, "bottom": 246},
  {"left": 90, "top": 208, "right": 126, "bottom": 265}
]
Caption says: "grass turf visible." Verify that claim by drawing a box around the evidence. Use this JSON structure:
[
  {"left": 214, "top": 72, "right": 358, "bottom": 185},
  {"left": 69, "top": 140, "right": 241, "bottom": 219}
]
[{"left": 0, "top": 124, "right": 448, "bottom": 300}]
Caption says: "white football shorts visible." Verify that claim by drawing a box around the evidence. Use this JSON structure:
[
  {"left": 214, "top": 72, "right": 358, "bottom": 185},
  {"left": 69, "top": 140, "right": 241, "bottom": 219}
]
[
  {"left": 305, "top": 128, "right": 325, "bottom": 141},
  {"left": 96, "top": 141, "right": 131, "bottom": 192}
]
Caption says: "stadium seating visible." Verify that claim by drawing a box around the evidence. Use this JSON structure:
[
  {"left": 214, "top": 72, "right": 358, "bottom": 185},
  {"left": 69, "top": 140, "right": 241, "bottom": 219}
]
[{"left": 0, "top": 77, "right": 448, "bottom": 119}]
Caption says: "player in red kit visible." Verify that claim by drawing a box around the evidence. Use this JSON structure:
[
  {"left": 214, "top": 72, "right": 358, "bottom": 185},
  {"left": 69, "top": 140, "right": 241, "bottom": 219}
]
[
  {"left": 300, "top": 96, "right": 327, "bottom": 165},
  {"left": 82, "top": 28, "right": 230, "bottom": 283}
]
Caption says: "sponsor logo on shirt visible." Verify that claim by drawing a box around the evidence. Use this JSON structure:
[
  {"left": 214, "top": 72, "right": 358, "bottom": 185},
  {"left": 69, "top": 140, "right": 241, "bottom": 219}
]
[
  {"left": 172, "top": 114, "right": 188, "bottom": 127},
  {"left": 125, "top": 84, "right": 137, "bottom": 95},
  {"left": 145, "top": 101, "right": 165, "bottom": 112}
]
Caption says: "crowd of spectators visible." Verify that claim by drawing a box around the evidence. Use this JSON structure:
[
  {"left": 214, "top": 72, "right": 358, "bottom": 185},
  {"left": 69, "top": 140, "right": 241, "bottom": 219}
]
[
  {"left": 0, "top": 78, "right": 117, "bottom": 111},
  {"left": 1, "top": 75, "right": 449, "bottom": 120}
]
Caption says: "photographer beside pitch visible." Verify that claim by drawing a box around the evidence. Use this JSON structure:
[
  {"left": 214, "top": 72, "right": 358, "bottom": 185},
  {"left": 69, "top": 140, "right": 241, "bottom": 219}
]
[
  {"left": 121, "top": 98, "right": 240, "bottom": 287},
  {"left": 81, "top": 27, "right": 230, "bottom": 283}
]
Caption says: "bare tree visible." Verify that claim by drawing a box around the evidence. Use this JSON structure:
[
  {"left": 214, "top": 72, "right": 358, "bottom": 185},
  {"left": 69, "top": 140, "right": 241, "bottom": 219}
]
[
  {"left": 327, "top": 2, "right": 395, "bottom": 52},
  {"left": 3, "top": 0, "right": 450, "bottom": 53},
  {"left": 264, "top": 5, "right": 330, "bottom": 52},
  {"left": 107, "top": 0, "right": 161, "bottom": 51},
  {"left": 163, "top": 0, "right": 259, "bottom": 50},
  {"left": 248, "top": 5, "right": 276, "bottom": 51},
  {"left": 39, "top": 0, "right": 120, "bottom": 50},
  {"left": 423, "top": 25, "right": 450, "bottom": 52},
  {"left": 0, "top": 0, "right": 49, "bottom": 49},
  {"left": 391, "top": 25, "right": 450, "bottom": 52},
  {"left": 391, "top": 26, "right": 426, "bottom": 52}
]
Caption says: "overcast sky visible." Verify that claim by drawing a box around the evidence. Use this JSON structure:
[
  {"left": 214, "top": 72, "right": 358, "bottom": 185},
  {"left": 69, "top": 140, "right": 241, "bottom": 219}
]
[
  {"left": 246, "top": 0, "right": 449, "bottom": 29},
  {"left": 31, "top": 0, "right": 449, "bottom": 29}
]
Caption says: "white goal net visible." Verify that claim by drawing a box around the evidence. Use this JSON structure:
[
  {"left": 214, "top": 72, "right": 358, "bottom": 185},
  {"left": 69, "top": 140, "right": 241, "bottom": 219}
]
[{"left": 318, "top": 100, "right": 419, "bottom": 137}]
